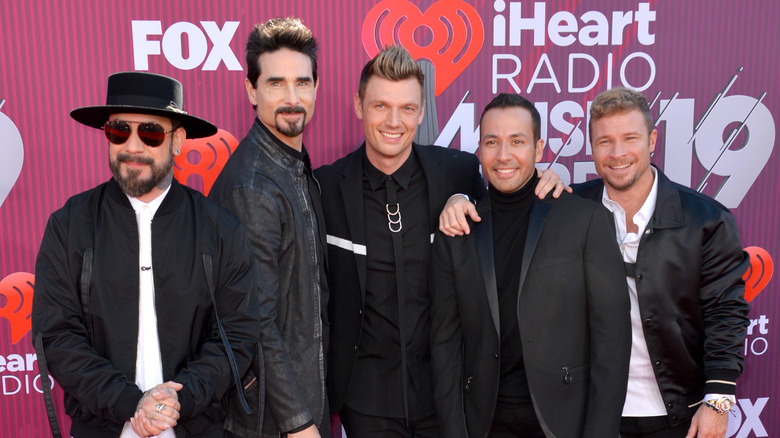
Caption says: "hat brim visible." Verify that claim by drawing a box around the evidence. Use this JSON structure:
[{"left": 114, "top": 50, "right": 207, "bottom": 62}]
[{"left": 70, "top": 105, "right": 218, "bottom": 139}]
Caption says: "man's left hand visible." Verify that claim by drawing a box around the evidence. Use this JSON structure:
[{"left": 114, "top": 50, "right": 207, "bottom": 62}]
[{"left": 685, "top": 404, "right": 728, "bottom": 438}]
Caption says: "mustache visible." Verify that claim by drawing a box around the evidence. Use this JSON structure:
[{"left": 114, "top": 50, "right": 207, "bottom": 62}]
[
  {"left": 117, "top": 153, "right": 154, "bottom": 166},
  {"left": 275, "top": 106, "right": 306, "bottom": 116}
]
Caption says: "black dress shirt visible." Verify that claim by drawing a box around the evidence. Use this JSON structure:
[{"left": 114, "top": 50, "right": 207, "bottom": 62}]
[{"left": 344, "top": 149, "right": 432, "bottom": 418}]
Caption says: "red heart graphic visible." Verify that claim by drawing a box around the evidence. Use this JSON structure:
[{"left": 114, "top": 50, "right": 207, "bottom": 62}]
[
  {"left": 0, "top": 272, "right": 34, "bottom": 344},
  {"left": 742, "top": 246, "right": 773, "bottom": 303},
  {"left": 174, "top": 129, "right": 239, "bottom": 196},
  {"left": 362, "top": 0, "right": 484, "bottom": 96}
]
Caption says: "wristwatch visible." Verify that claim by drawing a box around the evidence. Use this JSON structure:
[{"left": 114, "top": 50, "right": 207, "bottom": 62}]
[{"left": 704, "top": 396, "right": 734, "bottom": 415}]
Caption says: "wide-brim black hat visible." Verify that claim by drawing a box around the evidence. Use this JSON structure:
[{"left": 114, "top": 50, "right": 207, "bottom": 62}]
[{"left": 70, "top": 71, "right": 218, "bottom": 139}]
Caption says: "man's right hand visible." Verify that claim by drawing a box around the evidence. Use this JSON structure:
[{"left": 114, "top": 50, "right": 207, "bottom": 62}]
[
  {"left": 131, "top": 381, "right": 183, "bottom": 437},
  {"left": 439, "top": 194, "right": 481, "bottom": 236},
  {"left": 288, "top": 424, "right": 321, "bottom": 437}
]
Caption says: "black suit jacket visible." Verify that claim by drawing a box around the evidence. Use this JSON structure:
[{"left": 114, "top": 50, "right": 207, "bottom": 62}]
[
  {"left": 314, "top": 143, "right": 485, "bottom": 413},
  {"left": 430, "top": 192, "right": 631, "bottom": 438}
]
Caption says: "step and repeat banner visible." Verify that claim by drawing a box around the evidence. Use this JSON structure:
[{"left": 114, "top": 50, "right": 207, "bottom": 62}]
[{"left": 1, "top": 0, "right": 777, "bottom": 436}]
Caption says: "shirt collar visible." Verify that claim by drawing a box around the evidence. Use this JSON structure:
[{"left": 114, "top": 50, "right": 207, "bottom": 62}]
[
  {"left": 362, "top": 145, "right": 419, "bottom": 192},
  {"left": 601, "top": 166, "right": 659, "bottom": 234},
  {"left": 127, "top": 184, "right": 171, "bottom": 217}
]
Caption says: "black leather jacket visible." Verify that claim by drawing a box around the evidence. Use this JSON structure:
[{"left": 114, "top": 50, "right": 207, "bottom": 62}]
[
  {"left": 210, "top": 118, "right": 329, "bottom": 437},
  {"left": 574, "top": 168, "right": 749, "bottom": 426}
]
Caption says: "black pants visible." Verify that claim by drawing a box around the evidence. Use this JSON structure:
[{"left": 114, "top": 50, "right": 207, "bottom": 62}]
[
  {"left": 488, "top": 400, "right": 545, "bottom": 438},
  {"left": 621, "top": 416, "right": 692, "bottom": 438},
  {"left": 339, "top": 403, "right": 440, "bottom": 438}
]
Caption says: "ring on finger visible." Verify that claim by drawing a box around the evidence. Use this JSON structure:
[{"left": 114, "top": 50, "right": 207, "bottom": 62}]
[{"left": 156, "top": 403, "right": 165, "bottom": 413}]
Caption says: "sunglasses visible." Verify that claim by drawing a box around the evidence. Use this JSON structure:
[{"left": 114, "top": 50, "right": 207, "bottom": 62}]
[{"left": 102, "top": 120, "right": 179, "bottom": 147}]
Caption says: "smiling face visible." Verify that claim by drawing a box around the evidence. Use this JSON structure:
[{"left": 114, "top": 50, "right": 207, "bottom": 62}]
[
  {"left": 356, "top": 76, "right": 424, "bottom": 175},
  {"left": 479, "top": 106, "right": 544, "bottom": 193},
  {"left": 590, "top": 108, "right": 656, "bottom": 198},
  {"left": 107, "top": 112, "right": 184, "bottom": 202},
  {"left": 246, "top": 48, "right": 318, "bottom": 150}
]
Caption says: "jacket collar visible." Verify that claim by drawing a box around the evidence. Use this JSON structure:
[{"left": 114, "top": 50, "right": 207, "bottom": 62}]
[
  {"left": 575, "top": 165, "right": 684, "bottom": 230},
  {"left": 106, "top": 177, "right": 185, "bottom": 218},
  {"left": 247, "top": 117, "right": 308, "bottom": 175}
]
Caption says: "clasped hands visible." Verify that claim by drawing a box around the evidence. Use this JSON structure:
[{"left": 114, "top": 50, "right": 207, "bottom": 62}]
[{"left": 130, "top": 381, "right": 183, "bottom": 437}]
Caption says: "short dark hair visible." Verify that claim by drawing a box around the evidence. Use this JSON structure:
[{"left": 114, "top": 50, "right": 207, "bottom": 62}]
[
  {"left": 480, "top": 93, "right": 541, "bottom": 143},
  {"left": 357, "top": 45, "right": 424, "bottom": 102},
  {"left": 245, "top": 17, "right": 318, "bottom": 88},
  {"left": 589, "top": 87, "right": 653, "bottom": 142}
]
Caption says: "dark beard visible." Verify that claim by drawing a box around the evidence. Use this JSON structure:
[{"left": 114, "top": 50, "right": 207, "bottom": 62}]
[
  {"left": 275, "top": 105, "right": 307, "bottom": 138},
  {"left": 109, "top": 144, "right": 174, "bottom": 198}
]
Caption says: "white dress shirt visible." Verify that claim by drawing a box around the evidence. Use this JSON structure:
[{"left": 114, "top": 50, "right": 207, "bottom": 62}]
[
  {"left": 120, "top": 186, "right": 176, "bottom": 438},
  {"left": 601, "top": 167, "right": 668, "bottom": 416}
]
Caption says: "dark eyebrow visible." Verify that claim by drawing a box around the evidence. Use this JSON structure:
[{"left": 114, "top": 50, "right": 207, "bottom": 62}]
[
  {"left": 481, "top": 132, "right": 528, "bottom": 140},
  {"left": 265, "top": 76, "right": 312, "bottom": 83}
]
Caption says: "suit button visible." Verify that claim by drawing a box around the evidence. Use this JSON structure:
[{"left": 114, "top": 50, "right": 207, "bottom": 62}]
[
  {"left": 358, "top": 308, "right": 363, "bottom": 316},
  {"left": 667, "top": 403, "right": 673, "bottom": 409},
  {"left": 493, "top": 352, "right": 499, "bottom": 359},
  {"left": 644, "top": 318, "right": 652, "bottom": 327},
  {"left": 654, "top": 361, "right": 661, "bottom": 368},
  {"left": 353, "top": 345, "right": 358, "bottom": 352},
  {"left": 636, "top": 274, "right": 643, "bottom": 280}
]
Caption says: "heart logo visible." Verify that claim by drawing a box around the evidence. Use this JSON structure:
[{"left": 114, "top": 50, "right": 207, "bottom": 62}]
[
  {"left": 174, "top": 128, "right": 239, "bottom": 196},
  {"left": 362, "top": 0, "right": 485, "bottom": 96},
  {"left": 0, "top": 272, "right": 34, "bottom": 344},
  {"left": 0, "top": 102, "right": 25, "bottom": 208},
  {"left": 742, "top": 246, "right": 773, "bottom": 303}
]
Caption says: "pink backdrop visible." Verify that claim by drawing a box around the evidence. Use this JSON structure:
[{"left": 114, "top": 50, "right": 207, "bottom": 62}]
[{"left": 1, "top": 1, "right": 777, "bottom": 436}]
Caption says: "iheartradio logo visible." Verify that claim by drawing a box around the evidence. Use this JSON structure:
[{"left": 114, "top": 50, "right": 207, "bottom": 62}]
[
  {"left": 0, "top": 272, "right": 34, "bottom": 344},
  {"left": 743, "top": 246, "right": 773, "bottom": 303},
  {"left": 362, "top": 0, "right": 484, "bottom": 96},
  {"left": 174, "top": 128, "right": 239, "bottom": 196}
]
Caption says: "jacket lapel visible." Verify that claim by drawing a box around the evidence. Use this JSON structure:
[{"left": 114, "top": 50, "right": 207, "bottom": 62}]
[
  {"left": 340, "top": 148, "right": 368, "bottom": 295},
  {"left": 649, "top": 169, "right": 684, "bottom": 230},
  {"left": 518, "top": 199, "right": 550, "bottom": 296},
  {"left": 474, "top": 200, "right": 500, "bottom": 335},
  {"left": 415, "top": 144, "right": 446, "bottom": 234}
]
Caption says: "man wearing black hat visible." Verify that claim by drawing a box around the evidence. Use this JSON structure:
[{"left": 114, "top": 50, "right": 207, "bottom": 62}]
[{"left": 32, "top": 71, "right": 260, "bottom": 438}]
